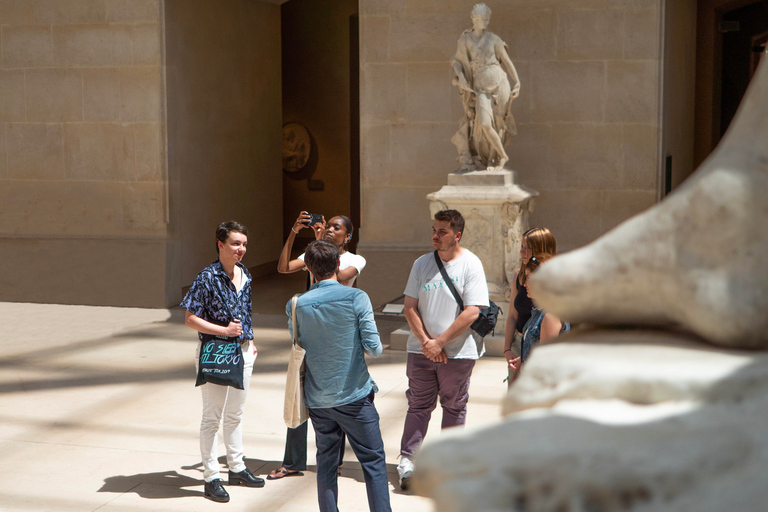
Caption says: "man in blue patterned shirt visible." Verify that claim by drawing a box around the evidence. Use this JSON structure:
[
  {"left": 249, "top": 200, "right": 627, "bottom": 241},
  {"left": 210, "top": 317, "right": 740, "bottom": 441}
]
[
  {"left": 288, "top": 240, "right": 391, "bottom": 512},
  {"left": 181, "top": 221, "right": 264, "bottom": 503}
]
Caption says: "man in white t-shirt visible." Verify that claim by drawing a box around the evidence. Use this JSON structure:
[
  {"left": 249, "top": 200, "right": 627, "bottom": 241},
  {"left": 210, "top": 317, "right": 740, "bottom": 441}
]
[{"left": 397, "top": 209, "right": 489, "bottom": 490}]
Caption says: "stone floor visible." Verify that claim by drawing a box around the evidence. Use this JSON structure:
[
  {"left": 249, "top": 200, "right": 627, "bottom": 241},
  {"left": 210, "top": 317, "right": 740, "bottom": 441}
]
[{"left": 0, "top": 272, "right": 509, "bottom": 512}]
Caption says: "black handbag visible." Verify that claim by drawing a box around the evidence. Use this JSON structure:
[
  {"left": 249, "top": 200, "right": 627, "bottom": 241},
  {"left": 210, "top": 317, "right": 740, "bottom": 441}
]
[{"left": 433, "top": 251, "right": 501, "bottom": 338}]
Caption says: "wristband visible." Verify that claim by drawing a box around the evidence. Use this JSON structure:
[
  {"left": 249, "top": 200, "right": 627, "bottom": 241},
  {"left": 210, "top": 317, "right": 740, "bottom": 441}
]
[
  {"left": 504, "top": 349, "right": 511, "bottom": 353},
  {"left": 291, "top": 227, "right": 299, "bottom": 234}
]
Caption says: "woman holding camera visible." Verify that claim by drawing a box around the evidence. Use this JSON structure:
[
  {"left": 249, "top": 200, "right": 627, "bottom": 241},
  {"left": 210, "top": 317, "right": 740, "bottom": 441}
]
[
  {"left": 271, "top": 211, "right": 366, "bottom": 480},
  {"left": 278, "top": 212, "right": 365, "bottom": 286}
]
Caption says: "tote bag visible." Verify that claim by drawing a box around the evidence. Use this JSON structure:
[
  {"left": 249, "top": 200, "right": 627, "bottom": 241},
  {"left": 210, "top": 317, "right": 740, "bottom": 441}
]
[
  {"left": 195, "top": 334, "right": 245, "bottom": 389},
  {"left": 194, "top": 287, "right": 245, "bottom": 389},
  {"left": 284, "top": 294, "right": 309, "bottom": 428}
]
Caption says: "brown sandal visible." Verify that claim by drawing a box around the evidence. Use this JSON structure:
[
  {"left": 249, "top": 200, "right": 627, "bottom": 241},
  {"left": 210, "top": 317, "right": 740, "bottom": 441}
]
[{"left": 267, "top": 467, "right": 304, "bottom": 480}]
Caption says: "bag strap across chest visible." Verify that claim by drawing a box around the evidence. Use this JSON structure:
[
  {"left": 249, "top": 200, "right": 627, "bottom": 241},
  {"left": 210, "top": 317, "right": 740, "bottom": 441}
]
[{"left": 434, "top": 250, "right": 464, "bottom": 311}]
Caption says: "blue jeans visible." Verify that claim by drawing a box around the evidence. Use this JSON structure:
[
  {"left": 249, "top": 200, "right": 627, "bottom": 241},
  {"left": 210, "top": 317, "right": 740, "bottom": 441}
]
[{"left": 309, "top": 392, "right": 391, "bottom": 512}]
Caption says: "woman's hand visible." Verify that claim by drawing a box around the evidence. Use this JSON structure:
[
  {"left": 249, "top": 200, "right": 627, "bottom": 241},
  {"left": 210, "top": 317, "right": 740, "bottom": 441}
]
[
  {"left": 509, "top": 356, "right": 521, "bottom": 371},
  {"left": 292, "top": 212, "right": 311, "bottom": 233},
  {"left": 312, "top": 215, "right": 326, "bottom": 240},
  {"left": 504, "top": 349, "right": 516, "bottom": 369}
]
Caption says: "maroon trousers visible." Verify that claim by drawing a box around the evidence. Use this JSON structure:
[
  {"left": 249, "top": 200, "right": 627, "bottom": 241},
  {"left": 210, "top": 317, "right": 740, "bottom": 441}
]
[{"left": 399, "top": 352, "right": 476, "bottom": 457}]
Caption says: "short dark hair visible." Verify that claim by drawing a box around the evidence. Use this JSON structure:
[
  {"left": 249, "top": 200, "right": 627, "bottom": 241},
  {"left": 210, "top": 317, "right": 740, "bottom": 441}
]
[
  {"left": 216, "top": 221, "right": 248, "bottom": 254},
  {"left": 304, "top": 240, "right": 339, "bottom": 280},
  {"left": 338, "top": 215, "right": 354, "bottom": 244},
  {"left": 434, "top": 209, "right": 465, "bottom": 236}
]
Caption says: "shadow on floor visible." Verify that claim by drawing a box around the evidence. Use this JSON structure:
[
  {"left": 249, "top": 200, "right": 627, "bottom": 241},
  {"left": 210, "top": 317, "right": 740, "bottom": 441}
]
[{"left": 98, "top": 470, "right": 204, "bottom": 499}]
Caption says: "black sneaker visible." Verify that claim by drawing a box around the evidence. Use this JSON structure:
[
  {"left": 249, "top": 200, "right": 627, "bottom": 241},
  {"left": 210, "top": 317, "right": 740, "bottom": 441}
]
[
  {"left": 228, "top": 468, "right": 265, "bottom": 488},
  {"left": 204, "top": 478, "right": 230, "bottom": 503}
]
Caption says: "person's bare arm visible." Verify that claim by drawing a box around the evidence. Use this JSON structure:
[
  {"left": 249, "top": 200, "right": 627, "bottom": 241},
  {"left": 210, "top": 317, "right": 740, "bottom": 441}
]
[
  {"left": 421, "top": 306, "right": 480, "bottom": 360},
  {"left": 278, "top": 212, "right": 311, "bottom": 274},
  {"left": 539, "top": 313, "right": 563, "bottom": 344},
  {"left": 404, "top": 295, "right": 429, "bottom": 344},
  {"left": 337, "top": 266, "right": 359, "bottom": 282},
  {"left": 185, "top": 310, "right": 243, "bottom": 338},
  {"left": 497, "top": 40, "right": 520, "bottom": 98},
  {"left": 404, "top": 296, "right": 447, "bottom": 363},
  {"left": 503, "top": 272, "right": 520, "bottom": 368}
]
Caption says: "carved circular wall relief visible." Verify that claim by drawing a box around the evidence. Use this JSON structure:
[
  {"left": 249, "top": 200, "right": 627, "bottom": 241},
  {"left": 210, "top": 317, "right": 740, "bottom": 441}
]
[{"left": 282, "top": 122, "right": 311, "bottom": 172}]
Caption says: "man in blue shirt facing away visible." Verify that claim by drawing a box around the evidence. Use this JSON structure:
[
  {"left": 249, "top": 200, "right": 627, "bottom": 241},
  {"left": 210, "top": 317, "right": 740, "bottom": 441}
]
[{"left": 286, "top": 239, "right": 391, "bottom": 512}]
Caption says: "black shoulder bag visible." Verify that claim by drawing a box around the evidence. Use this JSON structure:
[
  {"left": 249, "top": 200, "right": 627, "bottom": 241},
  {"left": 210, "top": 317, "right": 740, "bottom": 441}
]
[{"left": 433, "top": 251, "right": 501, "bottom": 338}]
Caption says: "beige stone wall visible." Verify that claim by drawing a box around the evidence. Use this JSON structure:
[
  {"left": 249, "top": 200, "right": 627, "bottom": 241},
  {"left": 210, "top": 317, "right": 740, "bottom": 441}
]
[
  {"left": 358, "top": 0, "right": 663, "bottom": 304},
  {"left": 662, "top": 0, "right": 697, "bottom": 191},
  {"left": 0, "top": 0, "right": 169, "bottom": 306},
  {"left": 164, "top": 0, "right": 283, "bottom": 288},
  {"left": 0, "top": 0, "right": 283, "bottom": 307}
]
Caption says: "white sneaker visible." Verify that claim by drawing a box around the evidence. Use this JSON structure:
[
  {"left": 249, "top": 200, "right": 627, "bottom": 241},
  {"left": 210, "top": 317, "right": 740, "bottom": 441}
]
[{"left": 397, "top": 456, "right": 414, "bottom": 490}]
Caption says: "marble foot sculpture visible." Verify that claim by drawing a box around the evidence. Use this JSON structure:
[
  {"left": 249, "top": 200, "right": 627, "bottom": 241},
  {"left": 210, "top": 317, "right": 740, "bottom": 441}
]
[
  {"left": 531, "top": 53, "right": 768, "bottom": 349},
  {"left": 416, "top": 331, "right": 768, "bottom": 512}
]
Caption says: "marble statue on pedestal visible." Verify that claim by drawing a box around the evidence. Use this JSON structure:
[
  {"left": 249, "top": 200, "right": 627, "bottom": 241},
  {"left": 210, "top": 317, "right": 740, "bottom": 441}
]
[{"left": 450, "top": 3, "right": 520, "bottom": 173}]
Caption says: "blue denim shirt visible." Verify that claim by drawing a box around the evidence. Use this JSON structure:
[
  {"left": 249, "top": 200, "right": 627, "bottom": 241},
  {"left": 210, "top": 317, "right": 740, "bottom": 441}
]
[
  {"left": 521, "top": 307, "right": 570, "bottom": 363},
  {"left": 181, "top": 260, "right": 253, "bottom": 342},
  {"left": 286, "top": 280, "right": 382, "bottom": 408}
]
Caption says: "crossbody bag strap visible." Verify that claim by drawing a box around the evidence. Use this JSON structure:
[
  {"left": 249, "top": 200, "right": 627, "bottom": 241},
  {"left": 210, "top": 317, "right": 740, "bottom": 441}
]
[
  {"left": 291, "top": 294, "right": 302, "bottom": 348},
  {"left": 433, "top": 250, "right": 464, "bottom": 311}
]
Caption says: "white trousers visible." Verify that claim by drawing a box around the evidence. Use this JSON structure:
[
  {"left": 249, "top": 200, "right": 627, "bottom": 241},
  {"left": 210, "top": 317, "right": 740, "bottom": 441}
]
[{"left": 195, "top": 341, "right": 257, "bottom": 482}]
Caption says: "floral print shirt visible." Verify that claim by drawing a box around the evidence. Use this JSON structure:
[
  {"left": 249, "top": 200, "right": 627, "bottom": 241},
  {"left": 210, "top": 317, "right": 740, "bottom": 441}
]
[{"left": 180, "top": 260, "right": 253, "bottom": 342}]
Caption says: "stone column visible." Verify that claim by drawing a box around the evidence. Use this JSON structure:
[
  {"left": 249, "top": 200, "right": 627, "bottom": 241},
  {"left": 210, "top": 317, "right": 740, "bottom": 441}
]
[{"left": 427, "top": 170, "right": 538, "bottom": 351}]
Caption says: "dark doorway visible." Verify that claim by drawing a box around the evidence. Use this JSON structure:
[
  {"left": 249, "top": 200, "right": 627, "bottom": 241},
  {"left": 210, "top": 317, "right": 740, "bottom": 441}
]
[
  {"left": 720, "top": 2, "right": 768, "bottom": 137},
  {"left": 280, "top": 0, "right": 360, "bottom": 254},
  {"left": 349, "top": 13, "right": 360, "bottom": 254}
]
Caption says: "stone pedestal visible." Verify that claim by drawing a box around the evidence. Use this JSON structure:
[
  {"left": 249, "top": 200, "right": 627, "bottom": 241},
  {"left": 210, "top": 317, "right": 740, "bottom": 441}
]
[
  {"left": 387, "top": 169, "right": 537, "bottom": 354},
  {"left": 427, "top": 169, "right": 538, "bottom": 340}
]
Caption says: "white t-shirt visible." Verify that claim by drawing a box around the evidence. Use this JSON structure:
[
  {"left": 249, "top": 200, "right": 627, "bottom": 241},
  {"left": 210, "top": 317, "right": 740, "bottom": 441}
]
[
  {"left": 404, "top": 249, "right": 489, "bottom": 359},
  {"left": 298, "top": 251, "right": 366, "bottom": 287}
]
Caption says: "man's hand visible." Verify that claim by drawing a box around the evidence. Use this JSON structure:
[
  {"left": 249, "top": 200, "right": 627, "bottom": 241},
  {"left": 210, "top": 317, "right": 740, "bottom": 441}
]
[
  {"left": 225, "top": 319, "right": 242, "bottom": 338},
  {"left": 421, "top": 338, "right": 447, "bottom": 363}
]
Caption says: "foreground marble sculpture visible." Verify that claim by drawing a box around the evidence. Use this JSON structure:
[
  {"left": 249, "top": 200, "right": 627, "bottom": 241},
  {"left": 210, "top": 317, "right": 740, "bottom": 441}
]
[
  {"left": 531, "top": 48, "right": 768, "bottom": 349},
  {"left": 450, "top": 3, "right": 520, "bottom": 172},
  {"left": 416, "top": 330, "right": 768, "bottom": 512}
]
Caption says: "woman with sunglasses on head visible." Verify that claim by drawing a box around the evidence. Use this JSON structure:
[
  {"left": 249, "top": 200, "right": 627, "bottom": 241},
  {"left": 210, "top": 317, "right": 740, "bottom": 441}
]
[
  {"left": 509, "top": 254, "right": 569, "bottom": 376},
  {"left": 272, "top": 211, "right": 366, "bottom": 481},
  {"left": 503, "top": 227, "right": 557, "bottom": 387}
]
